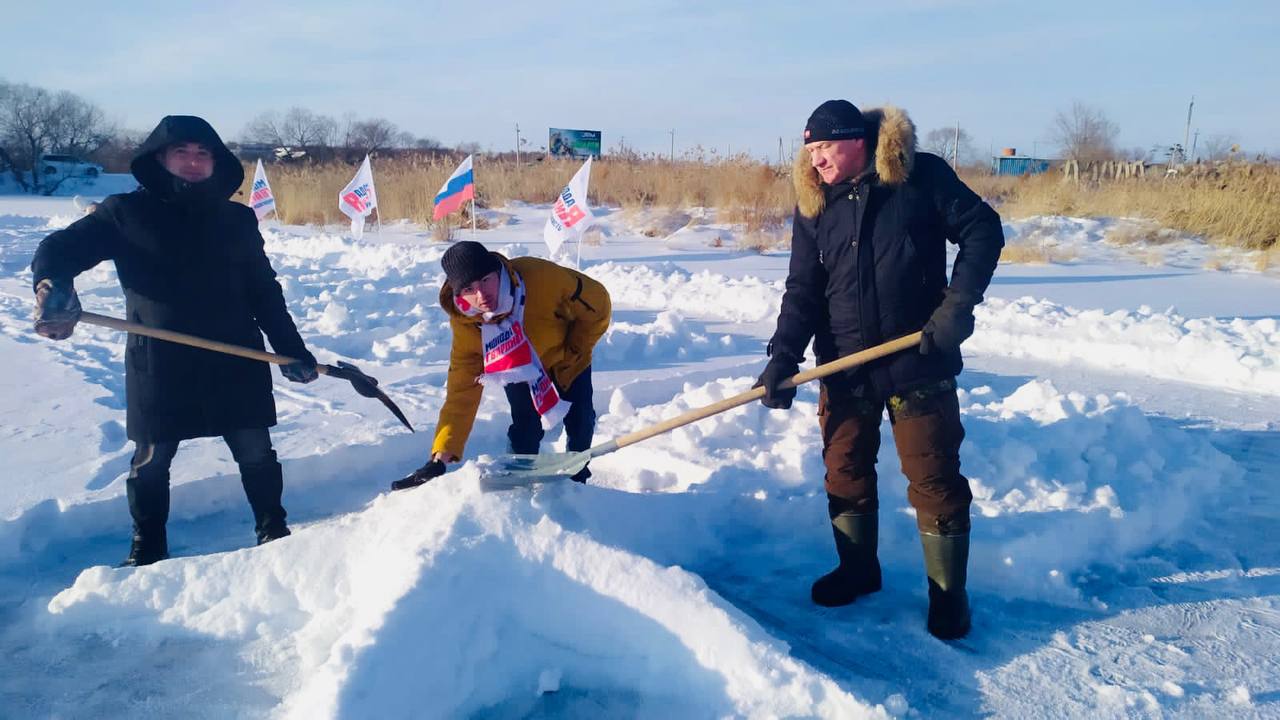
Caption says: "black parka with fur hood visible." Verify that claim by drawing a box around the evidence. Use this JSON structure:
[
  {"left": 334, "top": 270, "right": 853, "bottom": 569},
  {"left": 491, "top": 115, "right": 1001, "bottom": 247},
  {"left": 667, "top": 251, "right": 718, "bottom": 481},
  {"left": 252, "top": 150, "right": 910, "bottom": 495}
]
[
  {"left": 31, "top": 116, "right": 313, "bottom": 442},
  {"left": 770, "top": 106, "right": 1004, "bottom": 400}
]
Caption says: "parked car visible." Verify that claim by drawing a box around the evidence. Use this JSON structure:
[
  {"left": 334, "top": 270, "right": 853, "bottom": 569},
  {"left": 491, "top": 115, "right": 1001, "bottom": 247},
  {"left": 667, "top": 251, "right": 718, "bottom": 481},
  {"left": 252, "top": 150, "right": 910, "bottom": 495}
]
[{"left": 39, "top": 154, "right": 103, "bottom": 180}]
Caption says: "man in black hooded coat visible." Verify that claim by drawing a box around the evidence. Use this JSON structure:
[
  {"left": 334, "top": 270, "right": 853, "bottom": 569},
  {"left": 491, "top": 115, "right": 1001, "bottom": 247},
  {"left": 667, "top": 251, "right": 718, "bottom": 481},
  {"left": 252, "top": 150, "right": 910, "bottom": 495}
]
[{"left": 30, "top": 115, "right": 318, "bottom": 566}]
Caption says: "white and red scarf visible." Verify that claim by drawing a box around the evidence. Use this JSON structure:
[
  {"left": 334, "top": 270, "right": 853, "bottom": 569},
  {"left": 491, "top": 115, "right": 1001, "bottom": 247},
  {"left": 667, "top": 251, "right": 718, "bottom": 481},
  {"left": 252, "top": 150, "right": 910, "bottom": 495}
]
[{"left": 455, "top": 269, "right": 570, "bottom": 430}]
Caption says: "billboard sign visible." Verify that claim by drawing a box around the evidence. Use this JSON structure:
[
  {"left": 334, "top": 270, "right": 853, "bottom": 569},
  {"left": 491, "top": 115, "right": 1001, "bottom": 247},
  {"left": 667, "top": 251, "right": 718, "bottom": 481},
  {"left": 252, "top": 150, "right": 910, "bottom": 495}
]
[{"left": 548, "top": 128, "right": 602, "bottom": 159}]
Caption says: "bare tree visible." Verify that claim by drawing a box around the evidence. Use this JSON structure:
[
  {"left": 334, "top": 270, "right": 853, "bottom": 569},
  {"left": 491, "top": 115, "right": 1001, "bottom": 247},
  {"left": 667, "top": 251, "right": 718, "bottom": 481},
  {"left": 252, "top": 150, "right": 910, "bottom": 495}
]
[
  {"left": 413, "top": 136, "right": 444, "bottom": 151},
  {"left": 1050, "top": 101, "right": 1119, "bottom": 162},
  {"left": 243, "top": 110, "right": 285, "bottom": 146},
  {"left": 922, "top": 126, "right": 976, "bottom": 166},
  {"left": 0, "top": 81, "right": 115, "bottom": 192},
  {"left": 47, "top": 91, "right": 116, "bottom": 158},
  {"left": 243, "top": 107, "right": 337, "bottom": 157},
  {"left": 279, "top": 107, "right": 336, "bottom": 149},
  {"left": 1199, "top": 134, "right": 1239, "bottom": 162},
  {"left": 346, "top": 117, "right": 400, "bottom": 156}
]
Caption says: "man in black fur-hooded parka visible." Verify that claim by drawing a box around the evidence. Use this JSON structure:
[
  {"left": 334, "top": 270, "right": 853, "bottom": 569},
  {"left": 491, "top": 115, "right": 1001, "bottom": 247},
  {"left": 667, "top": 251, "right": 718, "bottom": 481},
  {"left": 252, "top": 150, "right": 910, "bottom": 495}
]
[{"left": 756, "top": 100, "right": 1004, "bottom": 639}]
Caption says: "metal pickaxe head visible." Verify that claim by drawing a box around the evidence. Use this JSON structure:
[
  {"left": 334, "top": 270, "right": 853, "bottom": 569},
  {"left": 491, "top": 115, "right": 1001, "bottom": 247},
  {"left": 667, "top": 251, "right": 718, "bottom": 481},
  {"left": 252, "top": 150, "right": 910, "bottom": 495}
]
[{"left": 319, "top": 360, "right": 415, "bottom": 433}]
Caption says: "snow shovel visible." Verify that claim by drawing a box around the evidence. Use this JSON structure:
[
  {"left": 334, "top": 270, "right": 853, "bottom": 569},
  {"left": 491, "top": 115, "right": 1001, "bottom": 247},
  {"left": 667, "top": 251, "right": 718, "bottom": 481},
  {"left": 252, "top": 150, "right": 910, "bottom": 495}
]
[
  {"left": 78, "top": 311, "right": 415, "bottom": 432},
  {"left": 480, "top": 331, "right": 924, "bottom": 488}
]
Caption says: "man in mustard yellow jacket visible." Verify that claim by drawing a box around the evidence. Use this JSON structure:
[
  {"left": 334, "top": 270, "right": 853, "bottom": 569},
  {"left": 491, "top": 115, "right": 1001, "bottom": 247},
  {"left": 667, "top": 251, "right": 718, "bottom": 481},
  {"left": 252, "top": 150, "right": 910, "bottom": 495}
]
[{"left": 394, "top": 241, "right": 611, "bottom": 488}]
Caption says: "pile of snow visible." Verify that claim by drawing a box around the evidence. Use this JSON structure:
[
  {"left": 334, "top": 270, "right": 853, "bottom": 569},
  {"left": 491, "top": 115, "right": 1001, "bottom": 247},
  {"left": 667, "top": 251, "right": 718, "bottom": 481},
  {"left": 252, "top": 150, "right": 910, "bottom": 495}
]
[
  {"left": 1001, "top": 215, "right": 1277, "bottom": 275},
  {"left": 589, "top": 376, "right": 1241, "bottom": 601},
  {"left": 972, "top": 297, "right": 1280, "bottom": 395},
  {"left": 584, "top": 261, "right": 781, "bottom": 323},
  {"left": 46, "top": 472, "right": 885, "bottom": 719}
]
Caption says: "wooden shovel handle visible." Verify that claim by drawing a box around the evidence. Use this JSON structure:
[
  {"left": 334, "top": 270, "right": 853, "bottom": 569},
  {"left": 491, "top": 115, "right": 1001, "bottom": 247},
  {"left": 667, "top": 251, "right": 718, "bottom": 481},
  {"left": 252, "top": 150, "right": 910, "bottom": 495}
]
[
  {"left": 80, "top": 311, "right": 307, "bottom": 368},
  {"left": 607, "top": 331, "right": 923, "bottom": 453}
]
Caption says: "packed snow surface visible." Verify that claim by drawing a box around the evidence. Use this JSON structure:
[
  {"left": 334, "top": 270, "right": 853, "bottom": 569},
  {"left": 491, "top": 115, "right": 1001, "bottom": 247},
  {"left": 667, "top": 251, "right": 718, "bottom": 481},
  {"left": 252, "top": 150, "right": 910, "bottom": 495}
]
[{"left": 1, "top": 194, "right": 1277, "bottom": 718}]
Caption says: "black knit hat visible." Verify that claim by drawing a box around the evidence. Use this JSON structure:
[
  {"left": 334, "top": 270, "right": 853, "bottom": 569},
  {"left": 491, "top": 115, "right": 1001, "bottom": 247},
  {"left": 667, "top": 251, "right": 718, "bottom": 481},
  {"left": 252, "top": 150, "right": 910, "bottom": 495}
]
[
  {"left": 804, "top": 100, "right": 867, "bottom": 143},
  {"left": 441, "top": 241, "right": 501, "bottom": 289}
]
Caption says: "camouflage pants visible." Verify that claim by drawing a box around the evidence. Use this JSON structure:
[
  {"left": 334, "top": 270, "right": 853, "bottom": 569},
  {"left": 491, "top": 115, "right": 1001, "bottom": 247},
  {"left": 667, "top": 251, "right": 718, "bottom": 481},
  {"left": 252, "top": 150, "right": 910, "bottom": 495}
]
[{"left": 818, "top": 378, "right": 972, "bottom": 534}]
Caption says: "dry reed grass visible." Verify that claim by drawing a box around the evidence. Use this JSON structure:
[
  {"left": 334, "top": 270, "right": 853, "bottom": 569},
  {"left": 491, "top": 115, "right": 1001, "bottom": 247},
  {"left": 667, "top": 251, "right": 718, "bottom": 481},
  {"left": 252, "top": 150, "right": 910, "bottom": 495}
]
[
  {"left": 999, "top": 243, "right": 1078, "bottom": 264},
  {"left": 238, "top": 156, "right": 1277, "bottom": 253},
  {"left": 971, "top": 163, "right": 1280, "bottom": 251},
  {"left": 240, "top": 155, "right": 793, "bottom": 232}
]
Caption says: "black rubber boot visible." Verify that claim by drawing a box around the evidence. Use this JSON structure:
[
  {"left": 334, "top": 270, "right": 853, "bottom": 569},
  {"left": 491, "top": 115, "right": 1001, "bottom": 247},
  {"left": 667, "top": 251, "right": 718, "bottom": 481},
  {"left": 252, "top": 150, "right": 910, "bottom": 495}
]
[
  {"left": 921, "top": 532, "right": 971, "bottom": 639},
  {"left": 123, "top": 448, "right": 171, "bottom": 567},
  {"left": 241, "top": 461, "right": 290, "bottom": 545},
  {"left": 120, "top": 527, "right": 169, "bottom": 567},
  {"left": 811, "top": 510, "right": 882, "bottom": 607}
]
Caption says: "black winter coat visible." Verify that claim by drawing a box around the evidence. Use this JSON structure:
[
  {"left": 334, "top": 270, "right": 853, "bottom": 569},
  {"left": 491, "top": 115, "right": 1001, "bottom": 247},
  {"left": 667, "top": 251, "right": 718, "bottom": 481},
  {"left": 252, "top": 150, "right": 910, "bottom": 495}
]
[
  {"left": 31, "top": 116, "right": 313, "bottom": 442},
  {"left": 771, "top": 106, "right": 1004, "bottom": 400}
]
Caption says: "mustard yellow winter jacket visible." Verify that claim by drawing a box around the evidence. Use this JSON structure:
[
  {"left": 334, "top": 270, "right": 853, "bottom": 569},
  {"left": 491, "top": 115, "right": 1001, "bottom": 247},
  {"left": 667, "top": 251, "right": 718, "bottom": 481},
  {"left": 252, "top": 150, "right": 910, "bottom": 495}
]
[{"left": 432, "top": 255, "right": 612, "bottom": 458}]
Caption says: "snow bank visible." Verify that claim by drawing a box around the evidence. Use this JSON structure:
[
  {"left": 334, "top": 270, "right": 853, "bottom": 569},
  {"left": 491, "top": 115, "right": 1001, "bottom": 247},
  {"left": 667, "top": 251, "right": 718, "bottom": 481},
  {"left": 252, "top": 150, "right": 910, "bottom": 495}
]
[
  {"left": 973, "top": 296, "right": 1280, "bottom": 395},
  {"left": 584, "top": 261, "right": 781, "bottom": 323},
  {"left": 48, "top": 472, "right": 885, "bottom": 719},
  {"left": 590, "top": 376, "right": 1242, "bottom": 601}
]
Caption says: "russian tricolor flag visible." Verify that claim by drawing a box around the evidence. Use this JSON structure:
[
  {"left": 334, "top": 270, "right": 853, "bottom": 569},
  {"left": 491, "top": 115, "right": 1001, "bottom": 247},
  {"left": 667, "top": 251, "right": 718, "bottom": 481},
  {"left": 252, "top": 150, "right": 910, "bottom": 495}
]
[{"left": 433, "top": 155, "right": 475, "bottom": 220}]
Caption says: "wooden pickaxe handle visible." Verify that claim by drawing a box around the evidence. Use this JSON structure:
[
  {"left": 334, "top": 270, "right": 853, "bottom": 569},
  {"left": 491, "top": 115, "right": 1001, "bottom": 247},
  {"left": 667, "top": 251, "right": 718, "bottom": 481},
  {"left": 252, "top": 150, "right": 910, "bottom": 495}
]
[{"left": 81, "top": 311, "right": 311, "bottom": 368}]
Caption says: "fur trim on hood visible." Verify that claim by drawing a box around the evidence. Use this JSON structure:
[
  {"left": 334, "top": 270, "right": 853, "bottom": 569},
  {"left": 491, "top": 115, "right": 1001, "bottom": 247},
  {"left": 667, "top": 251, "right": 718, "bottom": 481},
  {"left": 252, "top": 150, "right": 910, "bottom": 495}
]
[{"left": 793, "top": 105, "right": 917, "bottom": 218}]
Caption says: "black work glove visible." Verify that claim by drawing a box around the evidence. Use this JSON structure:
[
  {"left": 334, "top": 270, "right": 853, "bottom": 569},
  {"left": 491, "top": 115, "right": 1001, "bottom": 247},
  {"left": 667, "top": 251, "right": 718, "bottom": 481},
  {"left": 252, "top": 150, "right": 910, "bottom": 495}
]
[
  {"left": 391, "top": 459, "right": 447, "bottom": 491},
  {"left": 281, "top": 352, "right": 319, "bottom": 383},
  {"left": 754, "top": 353, "right": 800, "bottom": 410},
  {"left": 921, "top": 292, "right": 978, "bottom": 355},
  {"left": 33, "top": 278, "right": 82, "bottom": 341}
]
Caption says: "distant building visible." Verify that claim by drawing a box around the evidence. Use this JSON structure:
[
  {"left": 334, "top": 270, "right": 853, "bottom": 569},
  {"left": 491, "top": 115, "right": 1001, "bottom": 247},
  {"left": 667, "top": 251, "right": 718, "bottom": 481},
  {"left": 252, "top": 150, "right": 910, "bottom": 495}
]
[{"left": 991, "top": 148, "right": 1052, "bottom": 176}]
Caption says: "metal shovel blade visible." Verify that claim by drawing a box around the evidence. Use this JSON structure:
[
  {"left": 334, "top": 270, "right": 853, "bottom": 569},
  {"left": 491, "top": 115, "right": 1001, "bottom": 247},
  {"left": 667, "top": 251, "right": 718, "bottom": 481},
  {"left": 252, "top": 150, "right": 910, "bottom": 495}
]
[{"left": 479, "top": 450, "right": 592, "bottom": 490}]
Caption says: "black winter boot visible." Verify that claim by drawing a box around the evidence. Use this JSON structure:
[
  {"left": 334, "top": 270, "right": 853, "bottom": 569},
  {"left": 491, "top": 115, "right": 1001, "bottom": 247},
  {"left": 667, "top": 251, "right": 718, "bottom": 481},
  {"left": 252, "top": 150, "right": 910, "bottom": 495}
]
[
  {"left": 920, "top": 532, "right": 971, "bottom": 639},
  {"left": 811, "top": 511, "right": 882, "bottom": 607},
  {"left": 241, "top": 461, "right": 290, "bottom": 545},
  {"left": 121, "top": 527, "right": 169, "bottom": 567},
  {"left": 124, "top": 450, "right": 172, "bottom": 567}
]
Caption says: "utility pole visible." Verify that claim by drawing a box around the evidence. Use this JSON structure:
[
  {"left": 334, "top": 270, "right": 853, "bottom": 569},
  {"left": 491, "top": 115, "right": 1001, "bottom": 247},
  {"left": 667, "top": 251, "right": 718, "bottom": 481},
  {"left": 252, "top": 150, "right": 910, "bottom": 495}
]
[
  {"left": 515, "top": 123, "right": 521, "bottom": 167},
  {"left": 669, "top": 129, "right": 675, "bottom": 163},
  {"left": 953, "top": 121, "right": 961, "bottom": 169},
  {"left": 778, "top": 136, "right": 784, "bottom": 166},
  {"left": 1183, "top": 96, "right": 1195, "bottom": 163},
  {"left": 1192, "top": 129, "right": 1200, "bottom": 161}
]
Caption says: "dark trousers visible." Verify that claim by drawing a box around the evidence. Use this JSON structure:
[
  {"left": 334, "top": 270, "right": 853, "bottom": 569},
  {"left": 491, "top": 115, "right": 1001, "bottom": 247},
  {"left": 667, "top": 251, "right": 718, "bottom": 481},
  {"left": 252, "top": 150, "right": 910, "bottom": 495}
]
[
  {"left": 504, "top": 366, "right": 596, "bottom": 456},
  {"left": 819, "top": 381, "right": 972, "bottom": 534},
  {"left": 126, "top": 427, "right": 287, "bottom": 537}
]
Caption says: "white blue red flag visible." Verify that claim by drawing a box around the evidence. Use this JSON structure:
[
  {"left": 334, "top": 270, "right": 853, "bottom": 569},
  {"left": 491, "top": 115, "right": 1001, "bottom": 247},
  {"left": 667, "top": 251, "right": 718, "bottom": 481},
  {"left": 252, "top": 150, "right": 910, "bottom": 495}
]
[
  {"left": 338, "top": 155, "right": 378, "bottom": 238},
  {"left": 433, "top": 155, "right": 475, "bottom": 221},
  {"left": 250, "top": 159, "right": 277, "bottom": 221}
]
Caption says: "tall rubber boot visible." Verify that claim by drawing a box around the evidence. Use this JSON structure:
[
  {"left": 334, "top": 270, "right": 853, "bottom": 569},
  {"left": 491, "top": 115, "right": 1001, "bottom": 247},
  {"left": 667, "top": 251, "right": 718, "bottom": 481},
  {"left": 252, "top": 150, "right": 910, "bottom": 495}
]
[
  {"left": 241, "top": 461, "right": 291, "bottom": 545},
  {"left": 121, "top": 526, "right": 169, "bottom": 567},
  {"left": 811, "top": 510, "right": 882, "bottom": 607},
  {"left": 920, "top": 532, "right": 971, "bottom": 639},
  {"left": 122, "top": 448, "right": 171, "bottom": 567}
]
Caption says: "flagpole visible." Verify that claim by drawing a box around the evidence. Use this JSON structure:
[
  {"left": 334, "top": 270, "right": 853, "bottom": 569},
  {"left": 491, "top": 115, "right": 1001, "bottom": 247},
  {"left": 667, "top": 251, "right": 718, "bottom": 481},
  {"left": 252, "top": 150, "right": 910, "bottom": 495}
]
[
  {"left": 575, "top": 236, "right": 583, "bottom": 269},
  {"left": 471, "top": 197, "right": 476, "bottom": 237}
]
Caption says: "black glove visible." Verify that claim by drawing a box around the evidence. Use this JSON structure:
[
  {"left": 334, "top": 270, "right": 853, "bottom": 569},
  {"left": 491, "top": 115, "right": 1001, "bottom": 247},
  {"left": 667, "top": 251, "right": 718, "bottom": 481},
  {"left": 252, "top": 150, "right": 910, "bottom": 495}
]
[
  {"left": 33, "top": 278, "right": 82, "bottom": 341},
  {"left": 921, "top": 292, "right": 978, "bottom": 355},
  {"left": 754, "top": 353, "right": 800, "bottom": 410},
  {"left": 391, "top": 459, "right": 447, "bottom": 491},
  {"left": 281, "top": 353, "right": 319, "bottom": 383}
]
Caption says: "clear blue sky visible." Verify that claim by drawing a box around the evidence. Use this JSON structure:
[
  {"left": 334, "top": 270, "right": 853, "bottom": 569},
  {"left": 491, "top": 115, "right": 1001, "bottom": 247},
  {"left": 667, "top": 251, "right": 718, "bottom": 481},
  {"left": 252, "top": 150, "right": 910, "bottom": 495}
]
[{"left": 6, "top": 0, "right": 1278, "bottom": 160}]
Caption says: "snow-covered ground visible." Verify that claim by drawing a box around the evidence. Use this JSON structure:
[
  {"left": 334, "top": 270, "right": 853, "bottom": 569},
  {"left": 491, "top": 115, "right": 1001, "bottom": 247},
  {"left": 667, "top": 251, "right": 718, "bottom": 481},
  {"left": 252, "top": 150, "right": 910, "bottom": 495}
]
[{"left": 1, "top": 191, "right": 1277, "bottom": 718}]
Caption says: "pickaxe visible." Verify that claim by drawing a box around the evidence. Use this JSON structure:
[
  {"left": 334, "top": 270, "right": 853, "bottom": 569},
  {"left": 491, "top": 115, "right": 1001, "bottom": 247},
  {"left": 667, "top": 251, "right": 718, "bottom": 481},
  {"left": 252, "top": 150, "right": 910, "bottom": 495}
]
[{"left": 78, "top": 311, "right": 414, "bottom": 432}]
